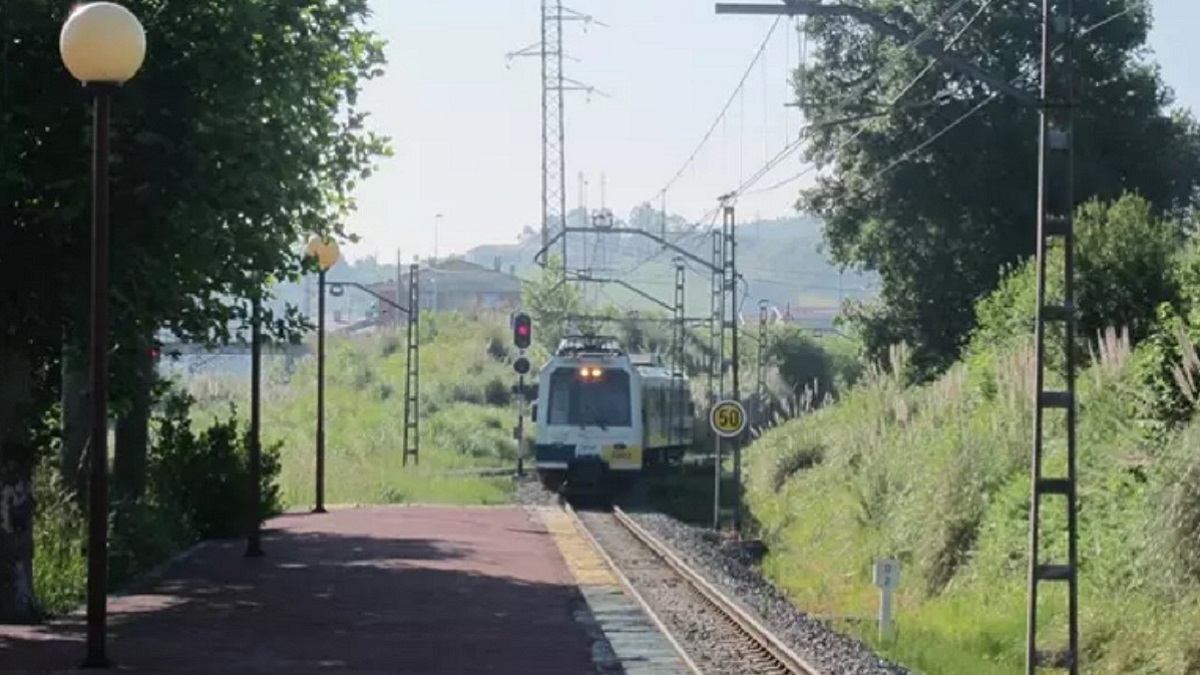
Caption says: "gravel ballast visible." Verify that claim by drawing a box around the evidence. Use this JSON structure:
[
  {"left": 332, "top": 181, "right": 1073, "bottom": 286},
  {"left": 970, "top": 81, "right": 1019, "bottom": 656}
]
[
  {"left": 512, "top": 474, "right": 564, "bottom": 507},
  {"left": 626, "top": 511, "right": 912, "bottom": 675},
  {"left": 513, "top": 478, "right": 910, "bottom": 674},
  {"left": 577, "top": 509, "right": 795, "bottom": 675}
]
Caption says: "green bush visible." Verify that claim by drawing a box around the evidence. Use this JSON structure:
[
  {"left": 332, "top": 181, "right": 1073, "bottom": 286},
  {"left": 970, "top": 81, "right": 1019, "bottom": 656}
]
[
  {"left": 768, "top": 325, "right": 836, "bottom": 397},
  {"left": 971, "top": 192, "right": 1182, "bottom": 357},
  {"left": 33, "top": 381, "right": 283, "bottom": 616},
  {"left": 150, "top": 388, "right": 283, "bottom": 541}
]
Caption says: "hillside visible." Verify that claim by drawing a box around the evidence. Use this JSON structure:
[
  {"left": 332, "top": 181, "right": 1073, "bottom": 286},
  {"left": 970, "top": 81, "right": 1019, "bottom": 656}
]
[
  {"left": 741, "top": 195, "right": 1200, "bottom": 674},
  {"left": 256, "top": 211, "right": 878, "bottom": 329},
  {"left": 463, "top": 211, "right": 877, "bottom": 316}
]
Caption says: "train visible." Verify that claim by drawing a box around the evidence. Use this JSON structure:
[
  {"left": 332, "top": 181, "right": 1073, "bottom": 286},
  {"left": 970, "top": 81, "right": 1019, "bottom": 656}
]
[{"left": 531, "top": 335, "right": 695, "bottom": 496}]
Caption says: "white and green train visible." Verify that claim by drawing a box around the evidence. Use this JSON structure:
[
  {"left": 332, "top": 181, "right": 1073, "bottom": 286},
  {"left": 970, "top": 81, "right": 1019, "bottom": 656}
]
[{"left": 531, "top": 336, "right": 694, "bottom": 495}]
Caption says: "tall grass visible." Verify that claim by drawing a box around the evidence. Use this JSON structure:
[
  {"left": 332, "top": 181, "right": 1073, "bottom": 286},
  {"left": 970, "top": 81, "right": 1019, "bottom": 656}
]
[
  {"left": 745, "top": 331, "right": 1200, "bottom": 674},
  {"left": 184, "top": 313, "right": 523, "bottom": 508}
]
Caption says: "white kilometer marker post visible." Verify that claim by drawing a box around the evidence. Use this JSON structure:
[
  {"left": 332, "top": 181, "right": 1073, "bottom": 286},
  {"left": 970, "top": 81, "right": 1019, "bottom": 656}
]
[{"left": 872, "top": 558, "right": 900, "bottom": 641}]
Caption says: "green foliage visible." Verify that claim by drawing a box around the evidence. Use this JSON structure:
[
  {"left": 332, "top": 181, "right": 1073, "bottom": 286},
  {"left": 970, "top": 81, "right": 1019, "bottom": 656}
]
[
  {"left": 767, "top": 325, "right": 838, "bottom": 397},
  {"left": 970, "top": 193, "right": 1182, "bottom": 357},
  {"left": 745, "top": 330, "right": 1200, "bottom": 672},
  {"left": 2, "top": 0, "right": 391, "bottom": 356},
  {"left": 797, "top": 0, "right": 1200, "bottom": 376},
  {"left": 521, "top": 255, "right": 587, "bottom": 350},
  {"left": 741, "top": 207, "right": 1200, "bottom": 671},
  {"left": 6, "top": 0, "right": 390, "bottom": 617},
  {"left": 1074, "top": 194, "right": 1184, "bottom": 342},
  {"left": 186, "top": 314, "right": 521, "bottom": 508},
  {"left": 33, "top": 382, "right": 282, "bottom": 616},
  {"left": 148, "top": 389, "right": 283, "bottom": 541}
]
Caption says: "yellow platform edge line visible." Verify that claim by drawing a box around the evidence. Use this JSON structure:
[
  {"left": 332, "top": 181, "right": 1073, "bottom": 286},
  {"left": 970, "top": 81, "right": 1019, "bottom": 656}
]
[{"left": 535, "top": 507, "right": 619, "bottom": 588}]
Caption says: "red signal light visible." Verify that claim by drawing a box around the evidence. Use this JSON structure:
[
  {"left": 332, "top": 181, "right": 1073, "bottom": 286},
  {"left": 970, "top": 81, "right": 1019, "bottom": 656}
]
[{"left": 513, "top": 312, "right": 532, "bottom": 349}]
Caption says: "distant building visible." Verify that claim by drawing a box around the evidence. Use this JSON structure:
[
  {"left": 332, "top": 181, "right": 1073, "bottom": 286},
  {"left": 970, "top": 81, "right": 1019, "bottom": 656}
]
[{"left": 364, "top": 258, "right": 523, "bottom": 323}]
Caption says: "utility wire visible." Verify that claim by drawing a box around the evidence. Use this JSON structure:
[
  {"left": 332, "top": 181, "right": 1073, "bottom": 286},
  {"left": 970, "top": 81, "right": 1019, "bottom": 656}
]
[
  {"left": 858, "top": 0, "right": 1150, "bottom": 187},
  {"left": 738, "top": 0, "right": 994, "bottom": 197},
  {"left": 624, "top": 0, "right": 974, "bottom": 306},
  {"left": 641, "top": 16, "right": 784, "bottom": 206}
]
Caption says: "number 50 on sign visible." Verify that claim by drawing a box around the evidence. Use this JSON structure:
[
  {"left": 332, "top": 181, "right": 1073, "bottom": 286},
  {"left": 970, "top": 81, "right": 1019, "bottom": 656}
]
[{"left": 709, "top": 400, "right": 746, "bottom": 438}]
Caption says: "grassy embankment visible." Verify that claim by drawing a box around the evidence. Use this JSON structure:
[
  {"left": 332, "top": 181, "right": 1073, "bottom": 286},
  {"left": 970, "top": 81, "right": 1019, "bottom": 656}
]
[
  {"left": 743, "top": 196, "right": 1200, "bottom": 673},
  {"left": 187, "top": 311, "right": 526, "bottom": 508}
]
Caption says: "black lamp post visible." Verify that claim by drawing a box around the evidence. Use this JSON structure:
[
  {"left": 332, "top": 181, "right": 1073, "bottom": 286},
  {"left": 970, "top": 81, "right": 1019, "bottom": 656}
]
[
  {"left": 245, "top": 290, "right": 265, "bottom": 557},
  {"left": 305, "top": 236, "right": 340, "bottom": 513},
  {"left": 59, "top": 2, "right": 146, "bottom": 668}
]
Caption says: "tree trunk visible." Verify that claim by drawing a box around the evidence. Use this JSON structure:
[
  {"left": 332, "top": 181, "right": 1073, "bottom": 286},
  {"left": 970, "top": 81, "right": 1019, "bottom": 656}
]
[
  {"left": 0, "top": 348, "right": 40, "bottom": 623},
  {"left": 113, "top": 337, "right": 153, "bottom": 504},
  {"left": 60, "top": 338, "right": 89, "bottom": 502}
]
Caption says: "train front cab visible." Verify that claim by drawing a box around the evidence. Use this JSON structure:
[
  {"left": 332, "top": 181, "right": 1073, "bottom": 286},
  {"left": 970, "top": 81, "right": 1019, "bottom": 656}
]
[{"left": 532, "top": 363, "right": 642, "bottom": 496}]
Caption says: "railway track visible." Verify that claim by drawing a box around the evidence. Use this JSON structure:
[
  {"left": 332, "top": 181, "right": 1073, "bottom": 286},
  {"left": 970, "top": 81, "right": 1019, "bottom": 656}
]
[{"left": 567, "top": 503, "right": 823, "bottom": 675}]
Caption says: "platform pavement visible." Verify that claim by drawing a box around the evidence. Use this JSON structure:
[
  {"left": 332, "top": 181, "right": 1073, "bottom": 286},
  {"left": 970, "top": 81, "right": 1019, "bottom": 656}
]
[{"left": 0, "top": 505, "right": 623, "bottom": 674}]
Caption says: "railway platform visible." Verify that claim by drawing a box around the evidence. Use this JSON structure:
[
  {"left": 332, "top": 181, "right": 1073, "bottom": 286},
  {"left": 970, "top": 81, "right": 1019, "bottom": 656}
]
[{"left": 0, "top": 505, "right": 666, "bottom": 674}]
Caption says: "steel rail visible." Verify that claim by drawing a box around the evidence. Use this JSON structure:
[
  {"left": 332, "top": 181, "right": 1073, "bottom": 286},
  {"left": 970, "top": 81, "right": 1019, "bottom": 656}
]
[
  {"left": 609, "top": 505, "right": 823, "bottom": 674},
  {"left": 562, "top": 502, "right": 705, "bottom": 675}
]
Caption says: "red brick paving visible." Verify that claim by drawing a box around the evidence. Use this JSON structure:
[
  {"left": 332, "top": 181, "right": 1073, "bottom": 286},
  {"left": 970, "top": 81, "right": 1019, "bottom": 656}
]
[{"left": 0, "top": 506, "right": 602, "bottom": 674}]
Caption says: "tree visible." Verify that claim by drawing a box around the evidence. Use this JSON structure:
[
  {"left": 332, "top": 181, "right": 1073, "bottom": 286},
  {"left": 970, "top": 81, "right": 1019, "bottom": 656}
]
[
  {"left": 0, "top": 0, "right": 389, "bottom": 620},
  {"left": 793, "top": 0, "right": 1200, "bottom": 377},
  {"left": 522, "top": 255, "right": 587, "bottom": 350},
  {"left": 971, "top": 192, "right": 1184, "bottom": 354}
]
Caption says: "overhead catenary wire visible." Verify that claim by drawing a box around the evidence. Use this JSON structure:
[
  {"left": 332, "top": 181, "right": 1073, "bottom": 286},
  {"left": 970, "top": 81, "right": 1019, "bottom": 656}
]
[
  {"left": 855, "top": 0, "right": 1149, "bottom": 187},
  {"left": 732, "top": 0, "right": 991, "bottom": 198},
  {"left": 640, "top": 16, "right": 784, "bottom": 207},
  {"left": 612, "top": 0, "right": 1048, "bottom": 302}
]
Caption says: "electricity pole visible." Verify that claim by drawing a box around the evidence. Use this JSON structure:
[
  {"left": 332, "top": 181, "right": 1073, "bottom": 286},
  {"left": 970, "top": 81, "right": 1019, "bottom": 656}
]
[
  {"left": 1028, "top": 1, "right": 1078, "bottom": 672},
  {"left": 715, "top": 3, "right": 1078, "bottom": 669},
  {"left": 672, "top": 258, "right": 686, "bottom": 447},
  {"left": 506, "top": 0, "right": 605, "bottom": 280},
  {"left": 756, "top": 299, "right": 768, "bottom": 428},
  {"left": 723, "top": 204, "right": 742, "bottom": 536},
  {"left": 403, "top": 262, "right": 421, "bottom": 466}
]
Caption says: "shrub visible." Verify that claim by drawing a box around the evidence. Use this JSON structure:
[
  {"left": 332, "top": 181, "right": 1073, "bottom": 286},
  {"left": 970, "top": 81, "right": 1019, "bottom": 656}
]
[
  {"left": 483, "top": 377, "right": 511, "bottom": 407},
  {"left": 33, "top": 381, "right": 283, "bottom": 616},
  {"left": 970, "top": 192, "right": 1182, "bottom": 360},
  {"left": 769, "top": 325, "right": 837, "bottom": 398},
  {"left": 149, "top": 388, "right": 283, "bottom": 541}
]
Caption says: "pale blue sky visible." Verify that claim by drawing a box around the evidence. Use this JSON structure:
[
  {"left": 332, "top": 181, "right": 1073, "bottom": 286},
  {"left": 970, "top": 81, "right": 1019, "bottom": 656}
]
[{"left": 340, "top": 0, "right": 1198, "bottom": 263}]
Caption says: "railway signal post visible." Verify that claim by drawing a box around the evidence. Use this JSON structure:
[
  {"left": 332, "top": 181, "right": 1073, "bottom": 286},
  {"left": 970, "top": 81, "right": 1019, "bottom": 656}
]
[
  {"left": 513, "top": 312, "right": 533, "bottom": 477},
  {"left": 709, "top": 399, "right": 746, "bottom": 533}
]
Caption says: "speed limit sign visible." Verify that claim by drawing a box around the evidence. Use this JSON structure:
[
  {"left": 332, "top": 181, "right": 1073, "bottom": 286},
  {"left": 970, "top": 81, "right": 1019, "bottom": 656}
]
[{"left": 709, "top": 400, "right": 747, "bottom": 438}]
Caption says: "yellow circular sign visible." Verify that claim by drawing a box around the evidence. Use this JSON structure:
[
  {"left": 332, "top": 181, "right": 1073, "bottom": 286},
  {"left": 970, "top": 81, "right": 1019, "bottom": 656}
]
[{"left": 709, "top": 400, "right": 746, "bottom": 438}]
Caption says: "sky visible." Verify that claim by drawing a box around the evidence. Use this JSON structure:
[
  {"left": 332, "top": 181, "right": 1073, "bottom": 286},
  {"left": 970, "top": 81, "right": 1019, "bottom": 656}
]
[{"left": 339, "top": 0, "right": 1200, "bottom": 263}]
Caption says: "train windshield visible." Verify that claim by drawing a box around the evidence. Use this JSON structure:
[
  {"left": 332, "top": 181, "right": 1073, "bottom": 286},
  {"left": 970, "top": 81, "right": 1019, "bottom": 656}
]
[{"left": 547, "top": 368, "right": 632, "bottom": 428}]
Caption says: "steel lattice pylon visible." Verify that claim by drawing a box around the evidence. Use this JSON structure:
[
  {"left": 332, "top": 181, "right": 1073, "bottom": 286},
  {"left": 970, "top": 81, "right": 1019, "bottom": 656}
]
[
  {"left": 541, "top": 0, "right": 566, "bottom": 267},
  {"left": 508, "top": 1, "right": 603, "bottom": 279}
]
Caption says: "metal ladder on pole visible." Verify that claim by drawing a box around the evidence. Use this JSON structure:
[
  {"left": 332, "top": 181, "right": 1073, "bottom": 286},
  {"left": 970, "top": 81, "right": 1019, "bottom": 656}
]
[
  {"left": 671, "top": 258, "right": 686, "bottom": 448},
  {"left": 708, "top": 231, "right": 724, "bottom": 408},
  {"left": 709, "top": 227, "right": 726, "bottom": 530},
  {"left": 1027, "top": 0, "right": 1078, "bottom": 671},
  {"left": 721, "top": 205, "right": 742, "bottom": 534},
  {"left": 402, "top": 262, "right": 421, "bottom": 467}
]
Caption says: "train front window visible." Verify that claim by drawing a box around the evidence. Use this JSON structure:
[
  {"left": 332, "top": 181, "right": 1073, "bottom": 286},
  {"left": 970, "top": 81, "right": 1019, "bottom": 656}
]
[{"left": 547, "top": 368, "right": 632, "bottom": 427}]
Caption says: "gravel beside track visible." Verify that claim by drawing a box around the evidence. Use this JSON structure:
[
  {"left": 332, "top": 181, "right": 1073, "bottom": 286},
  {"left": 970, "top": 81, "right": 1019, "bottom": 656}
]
[
  {"left": 575, "top": 508, "right": 797, "bottom": 675},
  {"left": 514, "top": 474, "right": 564, "bottom": 507},
  {"left": 626, "top": 511, "right": 911, "bottom": 675}
]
